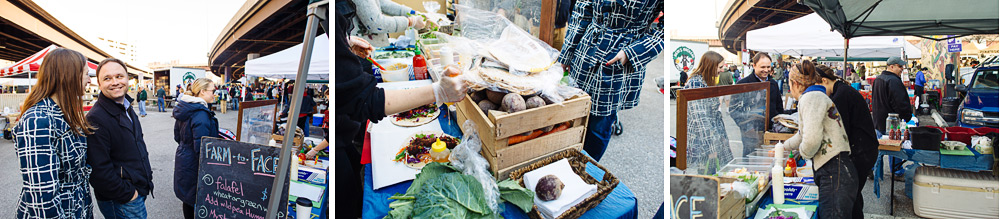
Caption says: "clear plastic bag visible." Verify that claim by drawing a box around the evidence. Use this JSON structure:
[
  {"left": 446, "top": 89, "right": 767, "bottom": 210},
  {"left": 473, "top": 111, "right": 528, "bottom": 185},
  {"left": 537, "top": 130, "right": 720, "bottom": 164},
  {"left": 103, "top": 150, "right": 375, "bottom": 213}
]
[{"left": 449, "top": 120, "right": 502, "bottom": 215}]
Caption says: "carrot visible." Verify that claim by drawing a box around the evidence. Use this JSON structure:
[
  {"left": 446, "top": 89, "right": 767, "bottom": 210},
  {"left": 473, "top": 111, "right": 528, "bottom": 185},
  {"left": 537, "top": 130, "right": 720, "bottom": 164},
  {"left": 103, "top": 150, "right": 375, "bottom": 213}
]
[
  {"left": 540, "top": 122, "right": 572, "bottom": 137},
  {"left": 508, "top": 130, "right": 544, "bottom": 145}
]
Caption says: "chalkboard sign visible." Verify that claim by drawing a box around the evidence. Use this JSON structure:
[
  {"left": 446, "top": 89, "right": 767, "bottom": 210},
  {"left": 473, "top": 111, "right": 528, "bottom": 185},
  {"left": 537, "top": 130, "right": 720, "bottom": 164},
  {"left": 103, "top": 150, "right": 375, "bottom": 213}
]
[
  {"left": 670, "top": 174, "right": 719, "bottom": 219},
  {"left": 196, "top": 137, "right": 289, "bottom": 219},
  {"left": 237, "top": 100, "right": 279, "bottom": 145}
]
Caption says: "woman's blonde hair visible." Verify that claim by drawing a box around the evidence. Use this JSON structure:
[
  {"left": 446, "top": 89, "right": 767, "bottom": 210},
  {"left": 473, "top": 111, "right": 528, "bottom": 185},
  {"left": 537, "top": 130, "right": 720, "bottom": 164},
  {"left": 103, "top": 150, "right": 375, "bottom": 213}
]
[{"left": 184, "top": 78, "right": 215, "bottom": 96}]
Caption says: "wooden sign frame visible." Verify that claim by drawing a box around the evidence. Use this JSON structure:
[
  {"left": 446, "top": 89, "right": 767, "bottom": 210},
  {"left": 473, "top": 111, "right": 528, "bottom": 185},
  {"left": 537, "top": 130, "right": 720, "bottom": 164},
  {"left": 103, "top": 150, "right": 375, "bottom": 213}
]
[
  {"left": 236, "top": 99, "right": 280, "bottom": 143},
  {"left": 675, "top": 82, "right": 769, "bottom": 170}
]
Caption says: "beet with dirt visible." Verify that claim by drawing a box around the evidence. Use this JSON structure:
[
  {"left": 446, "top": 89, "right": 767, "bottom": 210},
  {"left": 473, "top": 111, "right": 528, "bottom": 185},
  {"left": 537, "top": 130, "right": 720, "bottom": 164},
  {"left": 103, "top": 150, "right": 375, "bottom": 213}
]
[{"left": 535, "top": 174, "right": 565, "bottom": 201}]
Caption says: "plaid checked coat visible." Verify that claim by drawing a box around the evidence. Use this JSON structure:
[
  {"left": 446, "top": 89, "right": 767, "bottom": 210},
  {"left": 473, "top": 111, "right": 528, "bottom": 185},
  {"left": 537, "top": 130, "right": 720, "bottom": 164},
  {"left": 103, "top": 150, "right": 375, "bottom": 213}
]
[
  {"left": 558, "top": 0, "right": 664, "bottom": 116},
  {"left": 14, "top": 98, "right": 93, "bottom": 218}
]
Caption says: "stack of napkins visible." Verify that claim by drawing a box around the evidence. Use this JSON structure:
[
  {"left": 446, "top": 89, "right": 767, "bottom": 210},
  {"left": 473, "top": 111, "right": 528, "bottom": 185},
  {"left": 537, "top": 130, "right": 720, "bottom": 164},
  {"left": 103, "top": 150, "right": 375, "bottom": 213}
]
[{"left": 524, "top": 159, "right": 597, "bottom": 219}]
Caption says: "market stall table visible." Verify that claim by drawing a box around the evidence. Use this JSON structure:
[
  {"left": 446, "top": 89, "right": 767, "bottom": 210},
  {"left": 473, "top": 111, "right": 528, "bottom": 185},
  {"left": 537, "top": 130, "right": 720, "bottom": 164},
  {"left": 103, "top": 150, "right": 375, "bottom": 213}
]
[
  {"left": 874, "top": 146, "right": 994, "bottom": 215},
  {"left": 360, "top": 107, "right": 638, "bottom": 219}
]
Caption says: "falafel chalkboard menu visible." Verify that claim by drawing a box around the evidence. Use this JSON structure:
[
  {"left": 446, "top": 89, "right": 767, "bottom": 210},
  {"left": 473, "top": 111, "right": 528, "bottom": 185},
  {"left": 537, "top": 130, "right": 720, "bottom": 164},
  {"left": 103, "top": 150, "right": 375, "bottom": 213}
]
[{"left": 196, "top": 137, "right": 289, "bottom": 219}]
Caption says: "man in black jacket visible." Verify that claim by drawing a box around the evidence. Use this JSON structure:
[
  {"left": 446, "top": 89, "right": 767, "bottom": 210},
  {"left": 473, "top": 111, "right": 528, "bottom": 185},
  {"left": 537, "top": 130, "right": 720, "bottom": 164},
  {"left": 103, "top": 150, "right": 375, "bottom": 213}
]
[
  {"left": 872, "top": 57, "right": 913, "bottom": 133},
  {"left": 737, "top": 53, "right": 784, "bottom": 128},
  {"left": 87, "top": 58, "right": 154, "bottom": 218}
]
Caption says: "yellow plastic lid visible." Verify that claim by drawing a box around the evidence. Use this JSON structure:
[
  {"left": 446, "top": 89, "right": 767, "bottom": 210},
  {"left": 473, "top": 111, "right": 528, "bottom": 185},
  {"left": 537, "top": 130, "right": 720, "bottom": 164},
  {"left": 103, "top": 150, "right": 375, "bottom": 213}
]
[
  {"left": 432, "top": 138, "right": 446, "bottom": 152},
  {"left": 785, "top": 166, "right": 792, "bottom": 171}
]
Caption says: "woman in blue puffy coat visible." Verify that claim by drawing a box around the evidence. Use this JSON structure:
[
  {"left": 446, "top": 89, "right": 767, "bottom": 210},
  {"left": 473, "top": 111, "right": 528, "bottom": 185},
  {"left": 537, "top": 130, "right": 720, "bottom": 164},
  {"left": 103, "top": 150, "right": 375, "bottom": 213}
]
[{"left": 172, "top": 78, "right": 220, "bottom": 219}]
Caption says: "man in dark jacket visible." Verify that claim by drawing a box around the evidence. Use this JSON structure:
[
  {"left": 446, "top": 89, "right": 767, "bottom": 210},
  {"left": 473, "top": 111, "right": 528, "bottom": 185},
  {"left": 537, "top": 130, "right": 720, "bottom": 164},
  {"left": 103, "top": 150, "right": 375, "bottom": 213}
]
[
  {"left": 872, "top": 57, "right": 913, "bottom": 133},
  {"left": 156, "top": 86, "right": 167, "bottom": 112},
  {"left": 737, "top": 53, "right": 784, "bottom": 128},
  {"left": 87, "top": 58, "right": 154, "bottom": 218}
]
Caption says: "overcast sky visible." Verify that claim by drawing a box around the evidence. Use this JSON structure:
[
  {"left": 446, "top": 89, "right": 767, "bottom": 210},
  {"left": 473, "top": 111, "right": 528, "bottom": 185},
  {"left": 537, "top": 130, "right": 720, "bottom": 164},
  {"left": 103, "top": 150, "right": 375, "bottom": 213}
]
[
  {"left": 667, "top": 0, "right": 729, "bottom": 39},
  {"left": 34, "top": 0, "right": 245, "bottom": 67}
]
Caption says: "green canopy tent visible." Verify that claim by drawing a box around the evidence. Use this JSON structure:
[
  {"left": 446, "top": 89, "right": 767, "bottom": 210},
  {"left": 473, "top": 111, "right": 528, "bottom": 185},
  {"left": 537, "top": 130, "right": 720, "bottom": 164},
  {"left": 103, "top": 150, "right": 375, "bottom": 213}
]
[{"left": 799, "top": 0, "right": 999, "bottom": 40}]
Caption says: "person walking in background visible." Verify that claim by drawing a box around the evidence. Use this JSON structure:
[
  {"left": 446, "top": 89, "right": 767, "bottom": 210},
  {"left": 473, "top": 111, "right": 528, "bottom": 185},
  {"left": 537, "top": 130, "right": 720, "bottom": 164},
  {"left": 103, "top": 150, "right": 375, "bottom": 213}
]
[
  {"left": 172, "top": 78, "right": 220, "bottom": 219},
  {"left": 136, "top": 84, "right": 148, "bottom": 117},
  {"left": 682, "top": 51, "right": 732, "bottom": 175},
  {"left": 786, "top": 60, "right": 858, "bottom": 218},
  {"left": 156, "top": 86, "right": 167, "bottom": 112},
  {"left": 914, "top": 67, "right": 927, "bottom": 99},
  {"left": 13, "top": 48, "right": 95, "bottom": 218},
  {"left": 717, "top": 65, "right": 734, "bottom": 86},
  {"left": 559, "top": 0, "right": 663, "bottom": 161},
  {"left": 86, "top": 58, "right": 154, "bottom": 218},
  {"left": 284, "top": 88, "right": 318, "bottom": 137}
]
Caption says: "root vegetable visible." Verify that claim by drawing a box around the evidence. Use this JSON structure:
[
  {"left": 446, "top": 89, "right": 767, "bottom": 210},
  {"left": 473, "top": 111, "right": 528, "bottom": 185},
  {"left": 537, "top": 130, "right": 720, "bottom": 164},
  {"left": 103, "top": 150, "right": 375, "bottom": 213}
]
[
  {"left": 486, "top": 90, "right": 506, "bottom": 105},
  {"left": 478, "top": 100, "right": 497, "bottom": 115},
  {"left": 501, "top": 93, "right": 526, "bottom": 113},
  {"left": 525, "top": 96, "right": 546, "bottom": 109},
  {"left": 535, "top": 175, "right": 565, "bottom": 201},
  {"left": 470, "top": 90, "right": 486, "bottom": 103}
]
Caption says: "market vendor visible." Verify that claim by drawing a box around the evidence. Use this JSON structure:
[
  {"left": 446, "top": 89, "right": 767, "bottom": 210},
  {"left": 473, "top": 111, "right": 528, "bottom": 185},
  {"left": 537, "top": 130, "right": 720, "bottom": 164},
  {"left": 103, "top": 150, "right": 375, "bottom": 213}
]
[
  {"left": 559, "top": 0, "right": 664, "bottom": 161},
  {"left": 334, "top": 13, "right": 467, "bottom": 218},
  {"left": 786, "top": 60, "right": 859, "bottom": 219},
  {"left": 815, "top": 65, "right": 878, "bottom": 218},
  {"left": 871, "top": 57, "right": 913, "bottom": 133},
  {"left": 344, "top": 0, "right": 426, "bottom": 47}
]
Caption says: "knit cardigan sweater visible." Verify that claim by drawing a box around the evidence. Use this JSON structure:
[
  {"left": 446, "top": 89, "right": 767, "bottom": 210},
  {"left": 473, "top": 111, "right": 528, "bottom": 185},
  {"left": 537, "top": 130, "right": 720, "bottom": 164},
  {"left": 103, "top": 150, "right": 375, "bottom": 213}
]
[{"left": 785, "top": 86, "right": 852, "bottom": 169}]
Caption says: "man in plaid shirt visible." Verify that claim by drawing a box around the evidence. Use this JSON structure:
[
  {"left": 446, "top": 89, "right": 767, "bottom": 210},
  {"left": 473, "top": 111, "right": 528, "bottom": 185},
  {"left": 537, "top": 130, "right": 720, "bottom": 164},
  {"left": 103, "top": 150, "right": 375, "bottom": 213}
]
[{"left": 559, "top": 0, "right": 663, "bottom": 161}]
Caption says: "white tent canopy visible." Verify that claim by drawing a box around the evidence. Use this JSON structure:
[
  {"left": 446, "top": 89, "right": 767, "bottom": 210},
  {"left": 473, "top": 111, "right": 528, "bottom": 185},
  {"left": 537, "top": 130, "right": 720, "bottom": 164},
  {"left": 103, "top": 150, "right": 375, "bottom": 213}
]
[
  {"left": 747, "top": 13, "right": 920, "bottom": 59},
  {"left": 245, "top": 34, "right": 329, "bottom": 80}
]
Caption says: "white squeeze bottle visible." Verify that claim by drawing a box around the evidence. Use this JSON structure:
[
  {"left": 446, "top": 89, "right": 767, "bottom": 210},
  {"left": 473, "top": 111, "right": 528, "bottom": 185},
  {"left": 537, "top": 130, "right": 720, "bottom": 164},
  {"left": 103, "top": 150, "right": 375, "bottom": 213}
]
[{"left": 772, "top": 142, "right": 785, "bottom": 204}]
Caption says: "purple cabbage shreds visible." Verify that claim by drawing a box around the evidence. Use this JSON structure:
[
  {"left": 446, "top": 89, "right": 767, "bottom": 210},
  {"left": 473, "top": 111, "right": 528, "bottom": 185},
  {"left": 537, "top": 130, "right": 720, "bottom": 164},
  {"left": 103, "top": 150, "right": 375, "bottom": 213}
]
[{"left": 407, "top": 157, "right": 419, "bottom": 163}]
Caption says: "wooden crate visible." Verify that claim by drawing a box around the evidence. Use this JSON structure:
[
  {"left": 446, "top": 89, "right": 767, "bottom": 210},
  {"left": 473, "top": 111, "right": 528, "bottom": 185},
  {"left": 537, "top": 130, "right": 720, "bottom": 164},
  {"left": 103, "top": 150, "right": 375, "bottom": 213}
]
[
  {"left": 718, "top": 177, "right": 747, "bottom": 219},
  {"left": 764, "top": 132, "right": 795, "bottom": 145},
  {"left": 456, "top": 93, "right": 591, "bottom": 180}
]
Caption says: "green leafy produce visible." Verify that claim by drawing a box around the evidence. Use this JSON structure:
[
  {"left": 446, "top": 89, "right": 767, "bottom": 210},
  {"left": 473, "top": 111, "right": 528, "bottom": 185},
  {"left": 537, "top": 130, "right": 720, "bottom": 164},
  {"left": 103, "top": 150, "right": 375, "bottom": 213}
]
[
  {"left": 385, "top": 162, "right": 535, "bottom": 218},
  {"left": 374, "top": 51, "right": 414, "bottom": 59},
  {"left": 497, "top": 180, "right": 534, "bottom": 213}
]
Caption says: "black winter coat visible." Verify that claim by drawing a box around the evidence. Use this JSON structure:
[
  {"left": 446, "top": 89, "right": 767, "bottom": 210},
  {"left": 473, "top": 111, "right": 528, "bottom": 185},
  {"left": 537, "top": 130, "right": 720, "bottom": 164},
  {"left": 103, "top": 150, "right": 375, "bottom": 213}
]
[
  {"left": 737, "top": 74, "right": 784, "bottom": 127},
  {"left": 830, "top": 81, "right": 879, "bottom": 168},
  {"left": 871, "top": 71, "right": 912, "bottom": 133},
  {"left": 172, "top": 98, "right": 219, "bottom": 205},
  {"left": 86, "top": 94, "right": 154, "bottom": 203}
]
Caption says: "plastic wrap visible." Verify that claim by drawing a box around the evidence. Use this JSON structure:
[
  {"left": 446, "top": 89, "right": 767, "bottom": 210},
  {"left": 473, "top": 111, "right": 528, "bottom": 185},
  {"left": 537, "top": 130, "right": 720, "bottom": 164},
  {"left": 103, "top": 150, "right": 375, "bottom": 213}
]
[{"left": 448, "top": 120, "right": 502, "bottom": 215}]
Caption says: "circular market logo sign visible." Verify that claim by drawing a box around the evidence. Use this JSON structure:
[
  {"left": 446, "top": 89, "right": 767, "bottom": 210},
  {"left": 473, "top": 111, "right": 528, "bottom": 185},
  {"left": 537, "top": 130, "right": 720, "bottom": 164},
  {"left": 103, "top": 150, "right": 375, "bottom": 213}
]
[
  {"left": 673, "top": 46, "right": 695, "bottom": 72},
  {"left": 183, "top": 72, "right": 196, "bottom": 87}
]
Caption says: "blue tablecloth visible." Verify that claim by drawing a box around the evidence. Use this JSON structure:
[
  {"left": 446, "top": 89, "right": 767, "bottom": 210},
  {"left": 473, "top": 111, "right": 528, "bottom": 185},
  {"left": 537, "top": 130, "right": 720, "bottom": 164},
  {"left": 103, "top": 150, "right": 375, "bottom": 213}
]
[
  {"left": 873, "top": 146, "right": 994, "bottom": 197},
  {"left": 361, "top": 161, "right": 639, "bottom": 219}
]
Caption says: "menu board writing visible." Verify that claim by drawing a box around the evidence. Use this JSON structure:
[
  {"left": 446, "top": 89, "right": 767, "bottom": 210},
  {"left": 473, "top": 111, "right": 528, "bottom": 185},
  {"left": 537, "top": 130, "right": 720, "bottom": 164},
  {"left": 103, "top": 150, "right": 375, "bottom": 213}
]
[{"left": 196, "top": 137, "right": 289, "bottom": 219}]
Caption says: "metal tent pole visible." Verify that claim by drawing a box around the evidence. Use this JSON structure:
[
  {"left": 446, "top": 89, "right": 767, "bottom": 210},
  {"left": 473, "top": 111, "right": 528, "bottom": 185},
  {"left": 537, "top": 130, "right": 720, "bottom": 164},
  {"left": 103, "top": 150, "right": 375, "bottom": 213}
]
[{"left": 265, "top": 1, "right": 326, "bottom": 218}]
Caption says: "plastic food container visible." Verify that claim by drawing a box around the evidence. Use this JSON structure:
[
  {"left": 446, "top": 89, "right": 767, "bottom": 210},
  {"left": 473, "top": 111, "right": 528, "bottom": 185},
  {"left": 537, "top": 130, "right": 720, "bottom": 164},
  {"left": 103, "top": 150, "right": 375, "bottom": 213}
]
[
  {"left": 380, "top": 61, "right": 412, "bottom": 82},
  {"left": 945, "top": 126, "right": 976, "bottom": 145},
  {"left": 974, "top": 127, "right": 998, "bottom": 135}
]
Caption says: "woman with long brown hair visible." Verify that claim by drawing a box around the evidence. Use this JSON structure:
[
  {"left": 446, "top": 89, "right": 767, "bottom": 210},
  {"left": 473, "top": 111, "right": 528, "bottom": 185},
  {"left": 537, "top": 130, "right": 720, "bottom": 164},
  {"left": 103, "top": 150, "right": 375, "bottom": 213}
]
[
  {"left": 13, "top": 48, "right": 94, "bottom": 218},
  {"left": 681, "top": 51, "right": 730, "bottom": 175}
]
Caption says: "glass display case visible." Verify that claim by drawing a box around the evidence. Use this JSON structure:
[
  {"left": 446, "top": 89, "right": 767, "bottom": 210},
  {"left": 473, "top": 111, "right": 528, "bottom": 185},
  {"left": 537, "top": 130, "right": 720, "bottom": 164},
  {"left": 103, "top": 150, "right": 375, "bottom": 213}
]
[{"left": 675, "top": 82, "right": 771, "bottom": 175}]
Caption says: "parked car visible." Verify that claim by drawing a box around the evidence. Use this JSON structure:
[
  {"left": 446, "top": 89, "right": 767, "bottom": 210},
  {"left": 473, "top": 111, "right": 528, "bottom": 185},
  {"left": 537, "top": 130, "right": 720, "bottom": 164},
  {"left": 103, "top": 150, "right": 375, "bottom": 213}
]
[{"left": 956, "top": 56, "right": 999, "bottom": 128}]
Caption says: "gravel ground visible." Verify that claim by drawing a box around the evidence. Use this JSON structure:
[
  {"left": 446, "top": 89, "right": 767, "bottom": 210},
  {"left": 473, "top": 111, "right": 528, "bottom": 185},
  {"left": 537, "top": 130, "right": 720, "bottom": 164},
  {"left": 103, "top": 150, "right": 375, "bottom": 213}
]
[{"left": 599, "top": 54, "right": 665, "bottom": 219}]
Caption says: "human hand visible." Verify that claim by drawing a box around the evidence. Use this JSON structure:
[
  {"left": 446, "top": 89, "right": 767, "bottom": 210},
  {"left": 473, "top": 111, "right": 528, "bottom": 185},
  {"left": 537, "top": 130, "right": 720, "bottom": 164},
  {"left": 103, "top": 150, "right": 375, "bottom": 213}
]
[
  {"left": 408, "top": 16, "right": 425, "bottom": 29},
  {"left": 348, "top": 36, "right": 373, "bottom": 57},
  {"left": 305, "top": 149, "right": 318, "bottom": 159},
  {"left": 561, "top": 63, "right": 571, "bottom": 73},
  {"left": 130, "top": 190, "right": 139, "bottom": 201},
  {"left": 605, "top": 49, "right": 629, "bottom": 67},
  {"left": 433, "top": 68, "right": 468, "bottom": 103}
]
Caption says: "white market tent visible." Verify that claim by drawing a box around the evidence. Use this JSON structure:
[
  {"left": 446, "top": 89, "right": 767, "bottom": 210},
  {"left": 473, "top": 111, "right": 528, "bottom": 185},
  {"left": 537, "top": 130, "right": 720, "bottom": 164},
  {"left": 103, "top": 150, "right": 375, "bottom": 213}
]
[
  {"left": 747, "top": 13, "right": 920, "bottom": 59},
  {"left": 245, "top": 34, "right": 329, "bottom": 81}
]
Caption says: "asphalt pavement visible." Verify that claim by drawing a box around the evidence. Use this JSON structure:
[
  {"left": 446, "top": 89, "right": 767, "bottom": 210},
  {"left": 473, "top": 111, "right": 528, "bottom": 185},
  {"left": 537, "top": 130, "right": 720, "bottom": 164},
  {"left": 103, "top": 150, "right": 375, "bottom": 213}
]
[{"left": 598, "top": 54, "right": 665, "bottom": 219}]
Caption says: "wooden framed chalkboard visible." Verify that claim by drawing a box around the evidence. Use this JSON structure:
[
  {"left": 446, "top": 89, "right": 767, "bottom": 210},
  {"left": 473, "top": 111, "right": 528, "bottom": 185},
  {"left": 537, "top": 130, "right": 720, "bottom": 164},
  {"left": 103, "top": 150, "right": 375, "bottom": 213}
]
[
  {"left": 670, "top": 174, "right": 719, "bottom": 219},
  {"left": 236, "top": 100, "right": 279, "bottom": 145},
  {"left": 196, "top": 137, "right": 290, "bottom": 218}
]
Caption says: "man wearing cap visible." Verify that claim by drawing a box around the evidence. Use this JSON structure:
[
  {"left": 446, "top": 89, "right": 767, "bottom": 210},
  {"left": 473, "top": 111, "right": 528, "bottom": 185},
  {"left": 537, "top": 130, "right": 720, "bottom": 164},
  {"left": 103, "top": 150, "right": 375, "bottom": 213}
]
[{"left": 872, "top": 56, "right": 913, "bottom": 133}]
